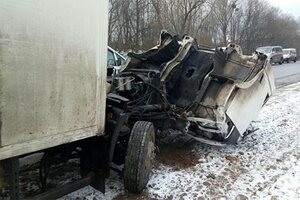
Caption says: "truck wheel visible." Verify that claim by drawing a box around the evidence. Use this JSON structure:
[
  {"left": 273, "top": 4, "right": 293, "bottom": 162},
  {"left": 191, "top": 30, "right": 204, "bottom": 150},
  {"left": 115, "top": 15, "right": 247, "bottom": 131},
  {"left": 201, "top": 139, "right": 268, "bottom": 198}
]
[{"left": 124, "top": 121, "right": 155, "bottom": 193}]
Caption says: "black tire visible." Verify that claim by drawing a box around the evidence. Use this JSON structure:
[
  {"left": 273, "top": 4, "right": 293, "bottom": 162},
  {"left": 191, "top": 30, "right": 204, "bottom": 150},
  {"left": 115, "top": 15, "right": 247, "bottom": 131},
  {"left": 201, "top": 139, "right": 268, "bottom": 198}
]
[
  {"left": 287, "top": 58, "right": 289, "bottom": 63},
  {"left": 279, "top": 58, "right": 283, "bottom": 65},
  {"left": 124, "top": 121, "right": 155, "bottom": 193},
  {"left": 294, "top": 58, "right": 297, "bottom": 63}
]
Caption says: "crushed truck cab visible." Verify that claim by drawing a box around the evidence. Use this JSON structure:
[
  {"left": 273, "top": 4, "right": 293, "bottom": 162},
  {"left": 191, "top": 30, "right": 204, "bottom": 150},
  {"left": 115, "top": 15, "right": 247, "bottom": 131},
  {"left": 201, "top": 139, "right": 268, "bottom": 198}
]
[{"left": 109, "top": 31, "right": 275, "bottom": 146}]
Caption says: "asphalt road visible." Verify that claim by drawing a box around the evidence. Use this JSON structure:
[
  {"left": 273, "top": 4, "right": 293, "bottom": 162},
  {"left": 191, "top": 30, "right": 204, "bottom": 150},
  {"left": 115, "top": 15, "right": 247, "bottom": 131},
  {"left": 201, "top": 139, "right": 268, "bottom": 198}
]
[{"left": 272, "top": 61, "right": 300, "bottom": 87}]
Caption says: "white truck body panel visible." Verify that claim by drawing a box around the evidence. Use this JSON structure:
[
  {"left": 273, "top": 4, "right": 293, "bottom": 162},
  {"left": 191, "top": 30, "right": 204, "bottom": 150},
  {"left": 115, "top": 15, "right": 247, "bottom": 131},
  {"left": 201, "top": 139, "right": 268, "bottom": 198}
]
[
  {"left": 226, "top": 64, "right": 275, "bottom": 134},
  {"left": 0, "top": 0, "right": 108, "bottom": 160}
]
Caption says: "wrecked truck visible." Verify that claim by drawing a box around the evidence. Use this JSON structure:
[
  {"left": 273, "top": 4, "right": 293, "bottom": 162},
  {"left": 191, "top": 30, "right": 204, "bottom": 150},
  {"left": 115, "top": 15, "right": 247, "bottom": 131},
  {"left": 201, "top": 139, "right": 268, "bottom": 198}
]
[
  {"left": 0, "top": 1, "right": 274, "bottom": 196},
  {"left": 108, "top": 31, "right": 275, "bottom": 147}
]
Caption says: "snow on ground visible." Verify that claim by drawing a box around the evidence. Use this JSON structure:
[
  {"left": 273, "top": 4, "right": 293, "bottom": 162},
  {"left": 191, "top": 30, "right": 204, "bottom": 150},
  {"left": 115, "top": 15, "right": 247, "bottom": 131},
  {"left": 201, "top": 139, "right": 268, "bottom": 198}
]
[{"left": 63, "top": 82, "right": 300, "bottom": 199}]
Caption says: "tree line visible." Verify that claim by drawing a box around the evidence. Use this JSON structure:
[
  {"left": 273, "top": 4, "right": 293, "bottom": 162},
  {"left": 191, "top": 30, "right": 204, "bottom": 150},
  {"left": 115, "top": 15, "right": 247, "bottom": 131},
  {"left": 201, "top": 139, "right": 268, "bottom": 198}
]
[{"left": 108, "top": 0, "right": 300, "bottom": 54}]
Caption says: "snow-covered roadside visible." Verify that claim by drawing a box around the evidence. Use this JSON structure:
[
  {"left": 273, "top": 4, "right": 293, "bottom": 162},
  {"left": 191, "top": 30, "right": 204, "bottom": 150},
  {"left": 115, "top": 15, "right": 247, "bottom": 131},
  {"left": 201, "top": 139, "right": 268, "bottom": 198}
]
[{"left": 63, "top": 82, "right": 300, "bottom": 200}]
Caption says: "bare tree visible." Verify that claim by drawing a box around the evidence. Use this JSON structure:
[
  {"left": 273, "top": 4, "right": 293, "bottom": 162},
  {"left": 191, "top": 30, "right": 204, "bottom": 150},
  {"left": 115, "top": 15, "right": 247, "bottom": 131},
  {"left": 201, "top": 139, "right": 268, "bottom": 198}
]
[{"left": 108, "top": 0, "right": 300, "bottom": 53}]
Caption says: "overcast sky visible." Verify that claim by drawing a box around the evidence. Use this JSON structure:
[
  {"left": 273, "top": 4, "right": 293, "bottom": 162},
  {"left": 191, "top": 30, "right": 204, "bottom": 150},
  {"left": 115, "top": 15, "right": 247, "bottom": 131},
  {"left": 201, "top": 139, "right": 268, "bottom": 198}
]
[{"left": 267, "top": 0, "right": 300, "bottom": 19}]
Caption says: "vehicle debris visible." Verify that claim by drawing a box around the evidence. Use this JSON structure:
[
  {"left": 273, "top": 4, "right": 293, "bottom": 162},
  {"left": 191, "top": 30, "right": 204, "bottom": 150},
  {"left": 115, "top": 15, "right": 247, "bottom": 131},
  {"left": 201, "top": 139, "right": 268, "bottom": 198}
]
[{"left": 108, "top": 30, "right": 275, "bottom": 145}]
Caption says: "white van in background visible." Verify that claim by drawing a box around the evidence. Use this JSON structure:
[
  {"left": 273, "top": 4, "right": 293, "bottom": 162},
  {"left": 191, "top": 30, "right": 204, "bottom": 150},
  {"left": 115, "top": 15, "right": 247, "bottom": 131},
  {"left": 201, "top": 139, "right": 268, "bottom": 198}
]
[
  {"left": 283, "top": 48, "right": 297, "bottom": 63},
  {"left": 256, "top": 46, "right": 283, "bottom": 64}
]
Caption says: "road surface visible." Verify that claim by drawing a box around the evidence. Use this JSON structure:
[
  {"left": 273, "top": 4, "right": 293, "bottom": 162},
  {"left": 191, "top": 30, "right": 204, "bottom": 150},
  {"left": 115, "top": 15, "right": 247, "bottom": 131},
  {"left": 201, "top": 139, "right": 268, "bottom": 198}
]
[{"left": 272, "top": 62, "right": 300, "bottom": 87}]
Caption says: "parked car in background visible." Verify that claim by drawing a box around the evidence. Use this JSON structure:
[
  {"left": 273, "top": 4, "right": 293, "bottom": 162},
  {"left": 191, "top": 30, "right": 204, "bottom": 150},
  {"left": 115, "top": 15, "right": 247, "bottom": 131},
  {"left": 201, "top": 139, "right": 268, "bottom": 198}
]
[
  {"left": 107, "top": 46, "right": 126, "bottom": 75},
  {"left": 256, "top": 46, "right": 283, "bottom": 64},
  {"left": 283, "top": 48, "right": 297, "bottom": 63}
]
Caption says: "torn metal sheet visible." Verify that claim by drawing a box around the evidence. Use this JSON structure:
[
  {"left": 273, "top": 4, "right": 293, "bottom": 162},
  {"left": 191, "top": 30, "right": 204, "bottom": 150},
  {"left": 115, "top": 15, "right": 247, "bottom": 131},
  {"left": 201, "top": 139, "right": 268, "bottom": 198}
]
[{"left": 108, "top": 30, "right": 275, "bottom": 145}]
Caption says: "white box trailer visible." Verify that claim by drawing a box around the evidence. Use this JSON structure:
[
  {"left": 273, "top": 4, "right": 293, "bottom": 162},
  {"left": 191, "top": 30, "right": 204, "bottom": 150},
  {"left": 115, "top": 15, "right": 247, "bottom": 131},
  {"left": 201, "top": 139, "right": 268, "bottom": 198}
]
[
  {"left": 0, "top": 1, "right": 156, "bottom": 198},
  {"left": 0, "top": 0, "right": 123, "bottom": 198},
  {"left": 0, "top": 0, "right": 108, "bottom": 160}
]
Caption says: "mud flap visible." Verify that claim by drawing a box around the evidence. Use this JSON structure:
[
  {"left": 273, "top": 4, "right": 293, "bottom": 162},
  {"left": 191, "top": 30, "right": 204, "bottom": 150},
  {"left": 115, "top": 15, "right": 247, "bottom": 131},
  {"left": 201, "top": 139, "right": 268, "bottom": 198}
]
[
  {"left": 4, "top": 157, "right": 20, "bottom": 200},
  {"left": 0, "top": 161, "right": 5, "bottom": 189}
]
